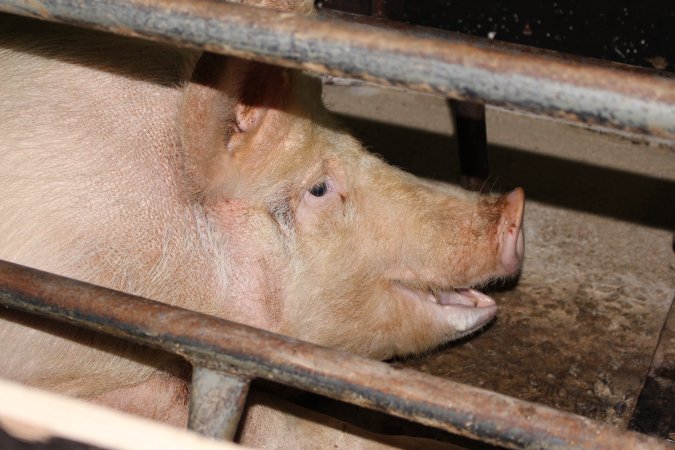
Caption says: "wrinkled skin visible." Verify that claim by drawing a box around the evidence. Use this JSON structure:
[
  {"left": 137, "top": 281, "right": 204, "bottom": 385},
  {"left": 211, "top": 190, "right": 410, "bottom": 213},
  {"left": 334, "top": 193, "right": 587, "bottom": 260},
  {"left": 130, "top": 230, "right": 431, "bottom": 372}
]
[{"left": 0, "top": 4, "right": 524, "bottom": 449}]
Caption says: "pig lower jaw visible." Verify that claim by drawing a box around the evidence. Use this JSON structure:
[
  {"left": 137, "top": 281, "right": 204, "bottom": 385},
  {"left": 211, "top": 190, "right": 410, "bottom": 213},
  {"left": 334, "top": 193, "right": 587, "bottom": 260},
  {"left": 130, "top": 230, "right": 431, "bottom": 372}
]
[{"left": 392, "top": 282, "right": 497, "bottom": 333}]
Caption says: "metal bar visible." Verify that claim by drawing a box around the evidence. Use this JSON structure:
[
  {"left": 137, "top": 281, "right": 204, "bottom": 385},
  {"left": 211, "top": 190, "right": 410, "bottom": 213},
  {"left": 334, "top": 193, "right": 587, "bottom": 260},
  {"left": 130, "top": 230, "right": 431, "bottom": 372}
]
[
  {"left": 0, "top": 260, "right": 670, "bottom": 450},
  {"left": 189, "top": 367, "right": 251, "bottom": 441},
  {"left": 0, "top": 1, "right": 673, "bottom": 140},
  {"left": 629, "top": 296, "right": 675, "bottom": 441},
  {"left": 449, "top": 100, "right": 490, "bottom": 191}
]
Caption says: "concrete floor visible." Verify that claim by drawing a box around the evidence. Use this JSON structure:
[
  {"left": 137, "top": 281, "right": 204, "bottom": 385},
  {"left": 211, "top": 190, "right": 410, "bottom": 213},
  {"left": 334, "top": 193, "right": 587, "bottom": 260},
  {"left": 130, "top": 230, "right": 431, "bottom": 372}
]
[{"left": 320, "top": 83, "right": 675, "bottom": 441}]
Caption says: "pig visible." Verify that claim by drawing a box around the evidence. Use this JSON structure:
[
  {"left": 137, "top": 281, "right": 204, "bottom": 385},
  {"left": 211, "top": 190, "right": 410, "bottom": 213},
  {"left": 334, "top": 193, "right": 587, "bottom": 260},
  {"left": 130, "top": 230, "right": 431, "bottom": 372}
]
[{"left": 0, "top": 3, "right": 524, "bottom": 448}]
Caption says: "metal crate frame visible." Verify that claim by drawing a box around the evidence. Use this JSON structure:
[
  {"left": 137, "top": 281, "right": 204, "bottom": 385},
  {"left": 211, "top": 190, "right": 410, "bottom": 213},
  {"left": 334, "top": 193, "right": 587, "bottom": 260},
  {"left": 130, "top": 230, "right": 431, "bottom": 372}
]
[
  {"left": 1, "top": 260, "right": 669, "bottom": 449},
  {"left": 0, "top": 1, "right": 673, "bottom": 449}
]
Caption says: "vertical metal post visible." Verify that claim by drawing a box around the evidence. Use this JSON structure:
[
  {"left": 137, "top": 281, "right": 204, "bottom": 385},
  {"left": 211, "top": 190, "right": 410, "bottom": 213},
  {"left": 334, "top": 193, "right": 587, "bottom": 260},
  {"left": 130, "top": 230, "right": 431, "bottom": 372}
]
[
  {"left": 188, "top": 366, "right": 251, "bottom": 441},
  {"left": 449, "top": 99, "right": 490, "bottom": 191}
]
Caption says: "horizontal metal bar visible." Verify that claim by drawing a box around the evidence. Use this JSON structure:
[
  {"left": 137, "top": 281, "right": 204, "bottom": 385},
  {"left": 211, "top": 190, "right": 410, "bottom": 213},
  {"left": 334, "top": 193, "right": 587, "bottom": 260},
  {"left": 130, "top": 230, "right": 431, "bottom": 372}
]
[
  {"left": 0, "top": 259, "right": 670, "bottom": 450},
  {"left": 0, "top": 0, "right": 674, "bottom": 141}
]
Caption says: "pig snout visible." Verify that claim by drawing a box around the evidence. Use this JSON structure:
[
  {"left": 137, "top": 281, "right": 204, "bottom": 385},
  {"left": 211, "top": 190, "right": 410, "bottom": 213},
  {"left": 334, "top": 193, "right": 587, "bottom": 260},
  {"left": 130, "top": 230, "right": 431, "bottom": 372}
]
[
  {"left": 435, "top": 188, "right": 525, "bottom": 336},
  {"left": 498, "top": 188, "right": 525, "bottom": 275}
]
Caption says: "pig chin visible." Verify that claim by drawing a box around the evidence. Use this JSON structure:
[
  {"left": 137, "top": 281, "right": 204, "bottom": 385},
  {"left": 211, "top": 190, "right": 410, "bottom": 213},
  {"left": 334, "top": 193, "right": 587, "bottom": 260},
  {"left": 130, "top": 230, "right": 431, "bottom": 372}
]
[{"left": 391, "top": 281, "right": 497, "bottom": 337}]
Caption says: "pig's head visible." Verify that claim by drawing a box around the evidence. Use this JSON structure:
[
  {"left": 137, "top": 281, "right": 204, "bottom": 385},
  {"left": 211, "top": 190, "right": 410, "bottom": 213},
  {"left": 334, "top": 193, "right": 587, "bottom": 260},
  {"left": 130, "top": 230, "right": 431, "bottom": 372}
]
[{"left": 181, "top": 55, "right": 524, "bottom": 359}]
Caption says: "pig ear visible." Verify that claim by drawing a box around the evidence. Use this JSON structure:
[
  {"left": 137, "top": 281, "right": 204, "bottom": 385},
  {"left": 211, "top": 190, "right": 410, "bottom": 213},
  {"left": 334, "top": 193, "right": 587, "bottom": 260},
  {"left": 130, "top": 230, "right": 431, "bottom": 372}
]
[
  {"left": 180, "top": 53, "right": 290, "bottom": 201},
  {"left": 233, "top": 62, "right": 290, "bottom": 133}
]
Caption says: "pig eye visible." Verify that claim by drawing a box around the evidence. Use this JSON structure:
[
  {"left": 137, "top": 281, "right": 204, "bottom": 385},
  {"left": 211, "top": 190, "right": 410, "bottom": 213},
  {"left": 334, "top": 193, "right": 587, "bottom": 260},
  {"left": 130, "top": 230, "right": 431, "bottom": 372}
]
[{"left": 309, "top": 181, "right": 328, "bottom": 197}]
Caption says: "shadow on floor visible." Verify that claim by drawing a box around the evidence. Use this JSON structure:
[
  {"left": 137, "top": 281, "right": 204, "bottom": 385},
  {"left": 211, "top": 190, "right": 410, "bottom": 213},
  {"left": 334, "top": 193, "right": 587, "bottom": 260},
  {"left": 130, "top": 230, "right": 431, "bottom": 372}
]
[{"left": 336, "top": 113, "right": 675, "bottom": 230}]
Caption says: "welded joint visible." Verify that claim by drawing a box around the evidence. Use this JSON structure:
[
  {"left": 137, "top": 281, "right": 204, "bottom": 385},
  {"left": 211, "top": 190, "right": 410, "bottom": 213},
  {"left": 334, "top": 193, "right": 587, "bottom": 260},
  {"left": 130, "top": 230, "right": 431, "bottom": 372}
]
[{"left": 188, "top": 366, "right": 251, "bottom": 441}]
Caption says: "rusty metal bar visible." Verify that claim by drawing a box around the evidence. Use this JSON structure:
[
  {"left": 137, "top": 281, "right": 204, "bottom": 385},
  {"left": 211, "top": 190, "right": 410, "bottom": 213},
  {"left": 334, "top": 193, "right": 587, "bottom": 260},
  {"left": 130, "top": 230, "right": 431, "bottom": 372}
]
[
  {"left": 0, "top": 260, "right": 671, "bottom": 450},
  {"left": 0, "top": 1, "right": 674, "bottom": 141},
  {"left": 189, "top": 367, "right": 251, "bottom": 440}
]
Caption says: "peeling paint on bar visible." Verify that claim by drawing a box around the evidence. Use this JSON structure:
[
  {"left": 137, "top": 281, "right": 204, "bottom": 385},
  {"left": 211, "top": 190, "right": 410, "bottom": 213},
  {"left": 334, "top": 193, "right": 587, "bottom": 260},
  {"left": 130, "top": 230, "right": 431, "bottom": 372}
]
[
  {"left": 0, "top": 260, "right": 671, "bottom": 450},
  {"left": 0, "top": 0, "right": 673, "bottom": 140}
]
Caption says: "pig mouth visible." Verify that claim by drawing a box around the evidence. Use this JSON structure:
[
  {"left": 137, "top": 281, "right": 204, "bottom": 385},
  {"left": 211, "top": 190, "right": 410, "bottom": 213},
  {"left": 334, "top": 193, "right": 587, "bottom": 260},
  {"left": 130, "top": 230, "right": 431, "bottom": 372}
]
[{"left": 392, "top": 281, "right": 497, "bottom": 333}]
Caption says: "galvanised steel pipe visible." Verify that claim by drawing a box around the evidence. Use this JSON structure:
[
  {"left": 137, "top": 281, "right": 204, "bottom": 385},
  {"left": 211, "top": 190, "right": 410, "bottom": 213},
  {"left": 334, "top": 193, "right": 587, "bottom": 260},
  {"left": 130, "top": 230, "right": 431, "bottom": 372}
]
[
  {"left": 0, "top": 259, "right": 670, "bottom": 450},
  {"left": 0, "top": 0, "right": 674, "bottom": 140}
]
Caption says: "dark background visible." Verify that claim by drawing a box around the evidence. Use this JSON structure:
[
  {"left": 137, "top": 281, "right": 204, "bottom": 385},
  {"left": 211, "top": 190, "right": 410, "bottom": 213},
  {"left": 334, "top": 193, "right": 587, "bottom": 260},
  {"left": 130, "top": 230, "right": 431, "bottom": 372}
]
[{"left": 317, "top": 0, "right": 674, "bottom": 72}]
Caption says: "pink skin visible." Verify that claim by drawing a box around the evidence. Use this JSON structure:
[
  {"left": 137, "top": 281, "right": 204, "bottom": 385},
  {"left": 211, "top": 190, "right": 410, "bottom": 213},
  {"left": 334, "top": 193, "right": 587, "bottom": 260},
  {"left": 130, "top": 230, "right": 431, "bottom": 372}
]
[
  {"left": 499, "top": 188, "right": 526, "bottom": 274},
  {"left": 0, "top": 3, "right": 528, "bottom": 447},
  {"left": 294, "top": 162, "right": 526, "bottom": 340},
  {"left": 390, "top": 187, "right": 525, "bottom": 335}
]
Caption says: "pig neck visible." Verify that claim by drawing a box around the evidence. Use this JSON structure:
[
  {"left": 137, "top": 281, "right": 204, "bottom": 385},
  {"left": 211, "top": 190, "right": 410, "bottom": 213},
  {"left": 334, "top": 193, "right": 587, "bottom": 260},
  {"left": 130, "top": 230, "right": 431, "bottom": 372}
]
[{"left": 0, "top": 41, "right": 283, "bottom": 330}]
